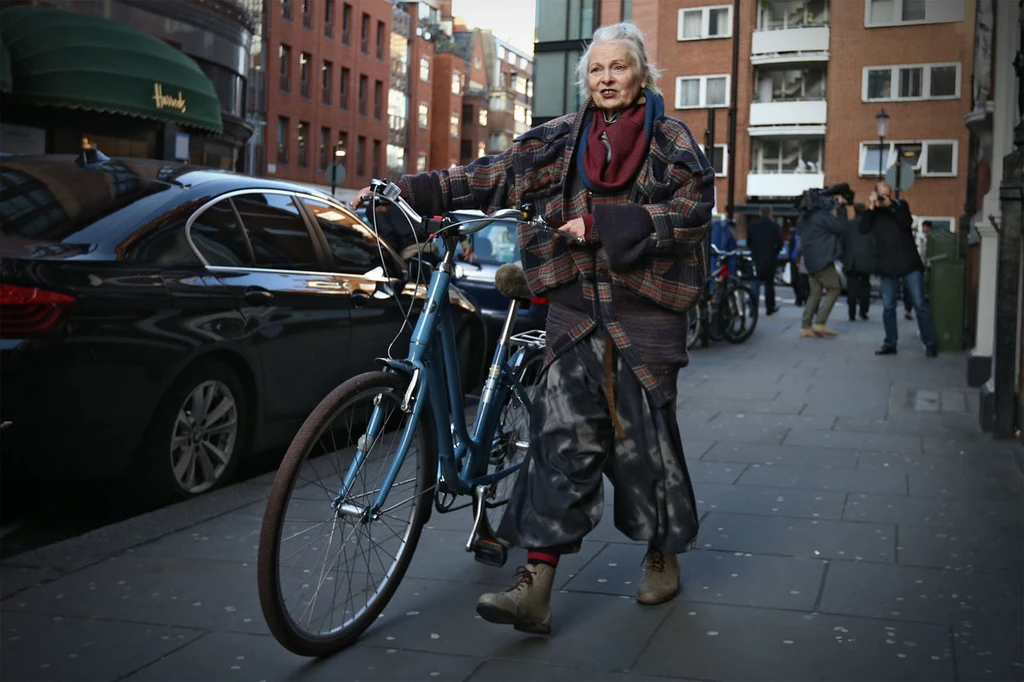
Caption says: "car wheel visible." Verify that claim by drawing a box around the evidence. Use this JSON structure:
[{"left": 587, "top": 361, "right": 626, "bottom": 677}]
[{"left": 135, "top": 361, "right": 249, "bottom": 501}]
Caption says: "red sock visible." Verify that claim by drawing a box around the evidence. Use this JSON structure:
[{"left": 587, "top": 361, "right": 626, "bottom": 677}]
[{"left": 526, "top": 550, "right": 560, "bottom": 568}]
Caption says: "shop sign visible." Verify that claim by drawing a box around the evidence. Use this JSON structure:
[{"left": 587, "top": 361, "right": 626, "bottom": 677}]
[{"left": 152, "top": 83, "right": 187, "bottom": 113}]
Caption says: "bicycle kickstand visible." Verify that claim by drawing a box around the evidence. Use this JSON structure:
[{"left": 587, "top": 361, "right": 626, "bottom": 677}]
[{"left": 466, "top": 485, "right": 509, "bottom": 568}]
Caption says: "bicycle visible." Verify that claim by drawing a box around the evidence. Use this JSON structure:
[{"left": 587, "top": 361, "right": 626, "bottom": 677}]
[
  {"left": 256, "top": 180, "right": 565, "bottom": 657},
  {"left": 686, "top": 246, "right": 758, "bottom": 348}
]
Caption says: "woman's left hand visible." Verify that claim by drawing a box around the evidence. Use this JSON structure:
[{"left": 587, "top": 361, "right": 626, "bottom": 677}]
[{"left": 559, "top": 217, "right": 587, "bottom": 242}]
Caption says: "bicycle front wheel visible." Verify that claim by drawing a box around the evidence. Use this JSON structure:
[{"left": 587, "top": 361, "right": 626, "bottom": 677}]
[
  {"left": 725, "top": 283, "right": 758, "bottom": 344},
  {"left": 257, "top": 371, "right": 433, "bottom": 657}
]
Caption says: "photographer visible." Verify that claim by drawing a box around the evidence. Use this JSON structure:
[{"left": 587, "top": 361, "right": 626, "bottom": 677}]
[
  {"left": 859, "top": 181, "right": 937, "bottom": 357},
  {"left": 795, "top": 184, "right": 850, "bottom": 338}
]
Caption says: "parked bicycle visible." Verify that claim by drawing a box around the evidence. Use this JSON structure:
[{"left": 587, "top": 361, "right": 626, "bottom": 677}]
[
  {"left": 256, "top": 180, "right": 565, "bottom": 656},
  {"left": 687, "top": 245, "right": 758, "bottom": 348}
]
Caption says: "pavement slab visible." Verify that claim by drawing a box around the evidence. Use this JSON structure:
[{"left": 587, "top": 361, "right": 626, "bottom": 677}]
[
  {"left": 843, "top": 492, "right": 1024, "bottom": 529},
  {"left": 736, "top": 463, "right": 908, "bottom": 495},
  {"left": 702, "top": 442, "right": 858, "bottom": 469},
  {"left": 693, "top": 482, "right": 847, "bottom": 520}
]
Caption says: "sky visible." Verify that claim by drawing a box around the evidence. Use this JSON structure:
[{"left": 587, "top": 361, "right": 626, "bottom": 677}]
[{"left": 451, "top": 0, "right": 537, "bottom": 54}]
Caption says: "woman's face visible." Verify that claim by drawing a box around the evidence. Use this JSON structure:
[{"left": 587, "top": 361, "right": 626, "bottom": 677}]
[{"left": 587, "top": 42, "right": 643, "bottom": 113}]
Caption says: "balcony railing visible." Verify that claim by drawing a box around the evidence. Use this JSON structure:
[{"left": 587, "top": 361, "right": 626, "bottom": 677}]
[
  {"left": 749, "top": 100, "right": 827, "bottom": 127},
  {"left": 751, "top": 25, "right": 830, "bottom": 63},
  {"left": 746, "top": 170, "right": 825, "bottom": 197}
]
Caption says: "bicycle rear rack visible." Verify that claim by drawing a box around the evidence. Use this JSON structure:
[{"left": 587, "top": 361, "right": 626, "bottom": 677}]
[{"left": 509, "top": 329, "right": 546, "bottom": 350}]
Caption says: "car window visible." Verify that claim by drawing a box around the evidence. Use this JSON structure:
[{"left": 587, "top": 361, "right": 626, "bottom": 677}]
[
  {"left": 301, "top": 197, "right": 398, "bottom": 274},
  {"left": 232, "top": 192, "right": 320, "bottom": 271},
  {"left": 190, "top": 200, "right": 252, "bottom": 267},
  {"left": 126, "top": 215, "right": 200, "bottom": 265},
  {"left": 472, "top": 221, "right": 520, "bottom": 265}
]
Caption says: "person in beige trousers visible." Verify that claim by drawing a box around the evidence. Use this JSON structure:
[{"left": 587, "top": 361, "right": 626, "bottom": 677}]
[{"left": 795, "top": 184, "right": 852, "bottom": 337}]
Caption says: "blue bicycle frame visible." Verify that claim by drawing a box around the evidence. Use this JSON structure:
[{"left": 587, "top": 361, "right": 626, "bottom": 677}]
[{"left": 333, "top": 234, "right": 534, "bottom": 517}]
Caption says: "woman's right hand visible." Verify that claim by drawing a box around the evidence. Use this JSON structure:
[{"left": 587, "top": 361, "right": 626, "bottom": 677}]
[{"left": 351, "top": 187, "right": 373, "bottom": 208}]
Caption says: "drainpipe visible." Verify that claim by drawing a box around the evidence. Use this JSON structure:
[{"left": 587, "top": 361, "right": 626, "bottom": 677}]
[{"left": 725, "top": 0, "right": 740, "bottom": 219}]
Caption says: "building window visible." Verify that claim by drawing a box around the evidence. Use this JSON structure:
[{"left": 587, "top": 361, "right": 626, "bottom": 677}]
[
  {"left": 756, "top": 67, "right": 826, "bottom": 102},
  {"left": 337, "top": 131, "right": 348, "bottom": 171},
  {"left": 698, "top": 144, "right": 728, "bottom": 176},
  {"left": 678, "top": 5, "right": 732, "bottom": 40},
  {"left": 858, "top": 140, "right": 957, "bottom": 177},
  {"left": 527, "top": 80, "right": 533, "bottom": 98},
  {"left": 342, "top": 3, "right": 352, "bottom": 45},
  {"left": 277, "top": 116, "right": 289, "bottom": 164},
  {"left": 279, "top": 44, "right": 291, "bottom": 92},
  {"left": 461, "top": 140, "right": 472, "bottom": 163},
  {"left": 450, "top": 114, "right": 460, "bottom": 138},
  {"left": 322, "top": 61, "right": 333, "bottom": 105},
  {"left": 863, "top": 63, "right": 961, "bottom": 101},
  {"left": 479, "top": 109, "right": 488, "bottom": 126},
  {"left": 420, "top": 58, "right": 430, "bottom": 83},
  {"left": 675, "top": 75, "right": 730, "bottom": 108},
  {"left": 477, "top": 142, "right": 486, "bottom": 158},
  {"left": 299, "top": 52, "right": 311, "bottom": 98},
  {"left": 759, "top": 0, "right": 827, "bottom": 30},
  {"left": 374, "top": 80, "right": 383, "bottom": 119},
  {"left": 508, "top": 51, "right": 516, "bottom": 65},
  {"left": 301, "top": 0, "right": 312, "bottom": 28},
  {"left": 281, "top": 0, "right": 292, "bottom": 21},
  {"left": 372, "top": 139, "right": 381, "bottom": 178},
  {"left": 357, "top": 136, "right": 366, "bottom": 176},
  {"left": 520, "top": 57, "right": 528, "bottom": 70},
  {"left": 360, "top": 13, "right": 370, "bottom": 54},
  {"left": 297, "top": 121, "right": 309, "bottom": 167},
  {"left": 754, "top": 138, "right": 823, "bottom": 173},
  {"left": 865, "top": 0, "right": 964, "bottom": 27},
  {"left": 418, "top": 103, "right": 429, "bottom": 128},
  {"left": 324, "top": 0, "right": 335, "bottom": 37},
  {"left": 497, "top": 45, "right": 505, "bottom": 60},
  {"left": 514, "top": 104, "right": 526, "bottom": 123},
  {"left": 377, "top": 21, "right": 385, "bottom": 60},
  {"left": 516, "top": 75, "right": 528, "bottom": 95},
  {"left": 915, "top": 216, "right": 955, "bottom": 232},
  {"left": 319, "top": 127, "right": 330, "bottom": 169},
  {"left": 451, "top": 72, "right": 462, "bottom": 95},
  {"left": 416, "top": 153, "right": 427, "bottom": 172},
  {"left": 358, "top": 75, "right": 368, "bottom": 116},
  {"left": 340, "top": 67, "right": 350, "bottom": 109}
]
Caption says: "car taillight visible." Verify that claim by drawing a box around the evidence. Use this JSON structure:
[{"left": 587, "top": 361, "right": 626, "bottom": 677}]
[
  {"left": 0, "top": 282, "right": 76, "bottom": 337},
  {"left": 529, "top": 297, "right": 549, "bottom": 306}
]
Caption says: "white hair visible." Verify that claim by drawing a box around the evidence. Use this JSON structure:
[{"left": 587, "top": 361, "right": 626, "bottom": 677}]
[{"left": 576, "top": 22, "right": 663, "bottom": 101}]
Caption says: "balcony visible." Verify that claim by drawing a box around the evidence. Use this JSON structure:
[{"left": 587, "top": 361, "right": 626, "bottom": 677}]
[
  {"left": 749, "top": 100, "right": 827, "bottom": 129},
  {"left": 746, "top": 171, "right": 825, "bottom": 198},
  {"left": 751, "top": 26, "right": 829, "bottom": 65}
]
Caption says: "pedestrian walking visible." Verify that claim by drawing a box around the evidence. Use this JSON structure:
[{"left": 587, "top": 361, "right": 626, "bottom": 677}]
[
  {"left": 796, "top": 183, "right": 850, "bottom": 338},
  {"left": 747, "top": 207, "right": 784, "bottom": 315},
  {"left": 354, "top": 21, "right": 710, "bottom": 634},
  {"left": 842, "top": 202, "right": 876, "bottom": 321},
  {"left": 859, "top": 181, "right": 938, "bottom": 357}
]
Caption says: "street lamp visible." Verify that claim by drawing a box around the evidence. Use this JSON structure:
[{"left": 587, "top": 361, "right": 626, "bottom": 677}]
[
  {"left": 330, "top": 143, "right": 347, "bottom": 197},
  {"left": 874, "top": 108, "right": 890, "bottom": 178}
]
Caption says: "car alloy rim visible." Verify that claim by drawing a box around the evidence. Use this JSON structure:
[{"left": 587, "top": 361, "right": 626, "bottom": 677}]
[{"left": 170, "top": 379, "right": 238, "bottom": 494}]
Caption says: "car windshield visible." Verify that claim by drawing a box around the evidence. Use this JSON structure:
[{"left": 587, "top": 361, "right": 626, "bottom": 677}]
[{"left": 462, "top": 220, "right": 520, "bottom": 265}]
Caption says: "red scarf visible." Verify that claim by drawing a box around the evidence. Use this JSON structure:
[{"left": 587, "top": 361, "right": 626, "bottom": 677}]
[{"left": 582, "top": 103, "right": 648, "bottom": 192}]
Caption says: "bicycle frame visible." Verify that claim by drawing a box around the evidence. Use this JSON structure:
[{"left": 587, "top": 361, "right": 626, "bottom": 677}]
[{"left": 333, "top": 232, "right": 533, "bottom": 518}]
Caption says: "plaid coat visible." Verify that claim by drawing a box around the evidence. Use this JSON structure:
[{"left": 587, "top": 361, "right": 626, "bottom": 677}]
[{"left": 400, "top": 95, "right": 715, "bottom": 406}]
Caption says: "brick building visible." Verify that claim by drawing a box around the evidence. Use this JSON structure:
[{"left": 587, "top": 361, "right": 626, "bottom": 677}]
[
  {"left": 536, "top": 0, "right": 974, "bottom": 235},
  {"left": 261, "top": 0, "right": 392, "bottom": 192}
]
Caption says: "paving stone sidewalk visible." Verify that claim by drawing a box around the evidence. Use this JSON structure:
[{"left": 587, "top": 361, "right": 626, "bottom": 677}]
[{"left": 2, "top": 303, "right": 1022, "bottom": 682}]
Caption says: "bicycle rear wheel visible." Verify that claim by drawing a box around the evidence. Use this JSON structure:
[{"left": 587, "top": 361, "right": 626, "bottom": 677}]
[
  {"left": 725, "top": 283, "right": 758, "bottom": 344},
  {"left": 257, "top": 371, "right": 433, "bottom": 657}
]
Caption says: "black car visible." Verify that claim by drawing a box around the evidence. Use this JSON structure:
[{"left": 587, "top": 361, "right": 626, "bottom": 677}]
[{"left": 0, "top": 155, "right": 486, "bottom": 500}]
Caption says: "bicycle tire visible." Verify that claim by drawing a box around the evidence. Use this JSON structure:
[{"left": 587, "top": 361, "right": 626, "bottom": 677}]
[
  {"left": 686, "top": 306, "right": 702, "bottom": 350},
  {"left": 725, "top": 283, "right": 758, "bottom": 344},
  {"left": 257, "top": 371, "right": 433, "bottom": 657},
  {"left": 483, "top": 348, "right": 543, "bottom": 532}
]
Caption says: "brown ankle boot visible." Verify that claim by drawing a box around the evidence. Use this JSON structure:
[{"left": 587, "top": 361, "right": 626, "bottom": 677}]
[
  {"left": 476, "top": 564, "right": 554, "bottom": 634},
  {"left": 636, "top": 547, "right": 680, "bottom": 605}
]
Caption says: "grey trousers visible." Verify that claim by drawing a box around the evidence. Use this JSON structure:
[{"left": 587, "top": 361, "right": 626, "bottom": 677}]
[
  {"left": 497, "top": 329, "right": 700, "bottom": 555},
  {"left": 802, "top": 263, "right": 842, "bottom": 328}
]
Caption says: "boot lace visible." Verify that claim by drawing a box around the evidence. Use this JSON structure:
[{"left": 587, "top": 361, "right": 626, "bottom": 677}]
[
  {"left": 645, "top": 549, "right": 666, "bottom": 574},
  {"left": 506, "top": 565, "right": 535, "bottom": 592}
]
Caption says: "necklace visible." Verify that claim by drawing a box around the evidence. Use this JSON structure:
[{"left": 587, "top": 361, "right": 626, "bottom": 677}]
[{"left": 602, "top": 110, "right": 621, "bottom": 124}]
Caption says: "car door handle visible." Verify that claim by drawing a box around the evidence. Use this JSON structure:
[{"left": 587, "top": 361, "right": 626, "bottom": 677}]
[
  {"left": 244, "top": 287, "right": 274, "bottom": 305},
  {"left": 352, "top": 290, "right": 372, "bottom": 307}
]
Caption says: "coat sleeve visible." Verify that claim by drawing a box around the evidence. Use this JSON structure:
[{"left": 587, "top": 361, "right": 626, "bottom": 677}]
[
  {"left": 397, "top": 145, "right": 519, "bottom": 218},
  {"left": 893, "top": 200, "right": 913, "bottom": 231},
  {"left": 590, "top": 126, "right": 715, "bottom": 271},
  {"left": 859, "top": 209, "right": 877, "bottom": 234}
]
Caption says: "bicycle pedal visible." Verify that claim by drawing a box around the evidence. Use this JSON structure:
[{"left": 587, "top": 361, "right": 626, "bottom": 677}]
[{"left": 470, "top": 538, "right": 508, "bottom": 568}]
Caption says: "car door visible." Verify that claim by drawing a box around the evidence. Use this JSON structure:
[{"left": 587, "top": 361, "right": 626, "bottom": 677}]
[
  {"left": 297, "top": 196, "right": 411, "bottom": 377},
  {"left": 190, "top": 190, "right": 353, "bottom": 423}
]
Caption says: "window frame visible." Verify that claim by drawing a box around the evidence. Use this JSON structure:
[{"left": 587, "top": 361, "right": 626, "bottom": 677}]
[
  {"left": 752, "top": 138, "right": 825, "bottom": 174},
  {"left": 914, "top": 215, "right": 956, "bottom": 233},
  {"left": 864, "top": 0, "right": 964, "bottom": 27},
  {"left": 862, "top": 62, "right": 961, "bottom": 102},
  {"left": 449, "top": 113, "right": 460, "bottom": 139},
  {"left": 420, "top": 57, "right": 430, "bottom": 83},
  {"left": 418, "top": 102, "right": 429, "bottom": 129},
  {"left": 857, "top": 140, "right": 959, "bottom": 178},
  {"left": 697, "top": 143, "right": 729, "bottom": 177},
  {"left": 674, "top": 74, "right": 731, "bottom": 109},
  {"left": 677, "top": 5, "right": 733, "bottom": 41}
]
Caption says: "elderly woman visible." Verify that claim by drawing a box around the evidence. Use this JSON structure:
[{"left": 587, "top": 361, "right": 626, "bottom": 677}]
[{"left": 354, "top": 22, "right": 714, "bottom": 634}]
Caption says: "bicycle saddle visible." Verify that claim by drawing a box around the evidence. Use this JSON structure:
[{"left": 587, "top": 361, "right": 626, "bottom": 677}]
[{"left": 495, "top": 264, "right": 533, "bottom": 300}]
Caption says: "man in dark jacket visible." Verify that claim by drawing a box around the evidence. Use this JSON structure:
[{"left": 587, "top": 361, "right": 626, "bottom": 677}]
[
  {"left": 797, "top": 184, "right": 850, "bottom": 337},
  {"left": 859, "top": 181, "right": 937, "bottom": 357},
  {"left": 747, "top": 207, "right": 784, "bottom": 315},
  {"left": 842, "top": 202, "right": 876, "bottom": 321}
]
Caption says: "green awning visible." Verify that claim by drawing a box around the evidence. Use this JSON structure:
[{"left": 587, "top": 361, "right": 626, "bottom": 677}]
[{"left": 0, "top": 5, "right": 222, "bottom": 133}]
